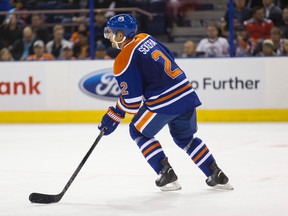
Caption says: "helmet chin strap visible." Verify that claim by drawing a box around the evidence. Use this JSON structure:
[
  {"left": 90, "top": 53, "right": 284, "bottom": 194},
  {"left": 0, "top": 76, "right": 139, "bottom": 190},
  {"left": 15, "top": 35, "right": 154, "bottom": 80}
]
[{"left": 112, "top": 34, "right": 126, "bottom": 49}]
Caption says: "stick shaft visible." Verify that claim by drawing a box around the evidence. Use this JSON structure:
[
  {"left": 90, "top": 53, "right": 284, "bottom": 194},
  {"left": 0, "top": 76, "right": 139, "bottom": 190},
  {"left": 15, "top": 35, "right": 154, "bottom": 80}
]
[
  {"left": 29, "top": 129, "right": 105, "bottom": 204},
  {"left": 61, "top": 129, "right": 105, "bottom": 195}
]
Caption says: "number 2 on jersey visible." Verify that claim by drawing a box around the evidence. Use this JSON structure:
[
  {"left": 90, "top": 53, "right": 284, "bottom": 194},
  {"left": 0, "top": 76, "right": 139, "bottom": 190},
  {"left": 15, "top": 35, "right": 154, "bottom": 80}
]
[{"left": 151, "top": 50, "right": 182, "bottom": 79}]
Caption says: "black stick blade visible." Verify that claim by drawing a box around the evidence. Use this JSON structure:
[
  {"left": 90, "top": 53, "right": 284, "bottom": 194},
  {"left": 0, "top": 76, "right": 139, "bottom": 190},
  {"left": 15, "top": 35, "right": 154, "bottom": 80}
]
[
  {"left": 29, "top": 192, "right": 62, "bottom": 204},
  {"left": 29, "top": 130, "right": 105, "bottom": 204}
]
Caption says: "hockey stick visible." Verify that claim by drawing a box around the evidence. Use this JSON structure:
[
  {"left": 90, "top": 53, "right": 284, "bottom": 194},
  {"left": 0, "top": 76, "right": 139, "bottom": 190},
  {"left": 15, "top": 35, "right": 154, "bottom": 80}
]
[{"left": 29, "top": 128, "right": 106, "bottom": 204}]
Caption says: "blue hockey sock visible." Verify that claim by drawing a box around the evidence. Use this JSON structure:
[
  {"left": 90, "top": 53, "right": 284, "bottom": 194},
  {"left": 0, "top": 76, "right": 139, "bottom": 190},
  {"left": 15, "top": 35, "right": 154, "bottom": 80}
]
[
  {"left": 135, "top": 136, "right": 166, "bottom": 174},
  {"left": 175, "top": 137, "right": 215, "bottom": 177}
]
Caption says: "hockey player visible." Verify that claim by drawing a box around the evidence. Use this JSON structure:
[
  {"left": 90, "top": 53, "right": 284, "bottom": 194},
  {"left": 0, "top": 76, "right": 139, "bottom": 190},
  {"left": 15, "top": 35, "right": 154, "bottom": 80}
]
[{"left": 98, "top": 14, "right": 233, "bottom": 191}]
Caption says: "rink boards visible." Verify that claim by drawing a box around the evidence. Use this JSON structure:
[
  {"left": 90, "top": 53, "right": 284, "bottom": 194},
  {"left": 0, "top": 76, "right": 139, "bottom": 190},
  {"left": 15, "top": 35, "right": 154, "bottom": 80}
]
[{"left": 0, "top": 57, "right": 287, "bottom": 122}]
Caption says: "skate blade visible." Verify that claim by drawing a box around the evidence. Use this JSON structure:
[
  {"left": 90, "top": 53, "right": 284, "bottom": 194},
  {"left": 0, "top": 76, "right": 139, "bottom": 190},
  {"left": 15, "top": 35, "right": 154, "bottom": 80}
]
[
  {"left": 160, "top": 181, "right": 182, "bottom": 191},
  {"left": 212, "top": 183, "right": 234, "bottom": 190}
]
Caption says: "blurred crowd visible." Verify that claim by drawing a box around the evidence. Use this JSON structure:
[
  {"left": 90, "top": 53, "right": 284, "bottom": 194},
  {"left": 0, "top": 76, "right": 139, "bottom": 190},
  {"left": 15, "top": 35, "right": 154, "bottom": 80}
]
[
  {"left": 0, "top": 0, "right": 134, "bottom": 61},
  {"left": 220, "top": 0, "right": 288, "bottom": 57},
  {"left": 176, "top": 0, "right": 288, "bottom": 58},
  {"left": 0, "top": 0, "right": 288, "bottom": 61},
  {"left": 177, "top": 0, "right": 288, "bottom": 58}
]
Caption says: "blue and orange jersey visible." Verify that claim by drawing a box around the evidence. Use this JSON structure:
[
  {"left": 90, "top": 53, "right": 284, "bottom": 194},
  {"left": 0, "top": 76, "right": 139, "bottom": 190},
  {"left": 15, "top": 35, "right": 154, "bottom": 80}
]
[{"left": 114, "top": 33, "right": 201, "bottom": 115}]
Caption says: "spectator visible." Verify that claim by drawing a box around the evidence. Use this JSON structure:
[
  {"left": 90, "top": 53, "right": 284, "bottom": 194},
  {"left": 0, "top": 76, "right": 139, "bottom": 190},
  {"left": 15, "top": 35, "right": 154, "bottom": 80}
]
[
  {"left": 276, "top": 0, "right": 288, "bottom": 8},
  {"left": 46, "top": 25, "right": 71, "bottom": 59},
  {"left": 166, "top": 0, "right": 197, "bottom": 26},
  {"left": 262, "top": 0, "right": 282, "bottom": 26},
  {"left": 259, "top": 39, "right": 275, "bottom": 56},
  {"left": 244, "top": 6, "right": 274, "bottom": 42},
  {"left": 71, "top": 0, "right": 108, "bottom": 23},
  {"left": 10, "top": 26, "right": 34, "bottom": 60},
  {"left": 234, "top": 25, "right": 255, "bottom": 56},
  {"left": 246, "top": 0, "right": 262, "bottom": 9},
  {"left": 69, "top": 22, "right": 87, "bottom": 44},
  {"left": 94, "top": 43, "right": 111, "bottom": 59},
  {"left": 281, "top": 39, "right": 288, "bottom": 55},
  {"left": 71, "top": 1, "right": 115, "bottom": 23},
  {"left": 73, "top": 30, "right": 90, "bottom": 59},
  {"left": 26, "top": 40, "right": 54, "bottom": 61},
  {"left": 94, "top": 12, "right": 109, "bottom": 47},
  {"left": 103, "top": 0, "right": 116, "bottom": 18},
  {"left": 279, "top": 7, "right": 288, "bottom": 38},
  {"left": 0, "top": 13, "right": 24, "bottom": 48},
  {"left": 98, "top": 0, "right": 131, "bottom": 18},
  {"left": 30, "top": 13, "right": 50, "bottom": 43},
  {"left": 60, "top": 44, "right": 76, "bottom": 60},
  {"left": 196, "top": 24, "right": 230, "bottom": 57},
  {"left": 181, "top": 40, "right": 196, "bottom": 58},
  {"left": 220, "top": 15, "right": 242, "bottom": 39},
  {"left": 253, "top": 26, "right": 285, "bottom": 55},
  {"left": 223, "top": 0, "right": 252, "bottom": 26},
  {"left": 166, "top": 0, "right": 179, "bottom": 28},
  {"left": 8, "top": 0, "right": 28, "bottom": 24},
  {"left": 270, "top": 27, "right": 285, "bottom": 55},
  {"left": 0, "top": 47, "right": 14, "bottom": 61}
]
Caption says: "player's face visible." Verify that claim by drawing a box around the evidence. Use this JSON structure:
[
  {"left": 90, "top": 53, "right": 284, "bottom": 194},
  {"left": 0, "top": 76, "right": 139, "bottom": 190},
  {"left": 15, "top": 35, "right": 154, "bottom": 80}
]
[
  {"left": 104, "top": 27, "right": 113, "bottom": 40},
  {"left": 104, "top": 28, "right": 125, "bottom": 49},
  {"left": 104, "top": 28, "right": 117, "bottom": 48}
]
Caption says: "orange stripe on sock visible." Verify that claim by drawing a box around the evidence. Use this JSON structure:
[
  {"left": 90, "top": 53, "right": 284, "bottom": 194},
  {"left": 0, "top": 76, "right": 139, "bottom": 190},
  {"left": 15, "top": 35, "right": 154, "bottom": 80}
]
[
  {"left": 135, "top": 111, "right": 154, "bottom": 131},
  {"left": 193, "top": 146, "right": 208, "bottom": 163},
  {"left": 143, "top": 142, "right": 161, "bottom": 156}
]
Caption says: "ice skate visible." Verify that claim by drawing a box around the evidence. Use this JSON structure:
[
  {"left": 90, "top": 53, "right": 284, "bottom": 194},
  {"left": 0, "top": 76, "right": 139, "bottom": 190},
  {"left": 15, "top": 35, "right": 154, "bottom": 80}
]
[
  {"left": 155, "top": 157, "right": 182, "bottom": 191},
  {"left": 206, "top": 162, "right": 234, "bottom": 190}
]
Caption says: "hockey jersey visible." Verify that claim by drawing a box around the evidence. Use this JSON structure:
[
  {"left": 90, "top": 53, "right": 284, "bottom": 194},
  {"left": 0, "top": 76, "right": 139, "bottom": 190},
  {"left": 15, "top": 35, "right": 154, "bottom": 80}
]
[{"left": 114, "top": 33, "right": 201, "bottom": 115}]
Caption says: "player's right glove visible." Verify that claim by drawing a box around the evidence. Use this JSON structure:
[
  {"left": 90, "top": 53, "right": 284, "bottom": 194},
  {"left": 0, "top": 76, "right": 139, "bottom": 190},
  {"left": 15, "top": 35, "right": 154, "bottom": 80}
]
[{"left": 98, "top": 106, "right": 125, "bottom": 135}]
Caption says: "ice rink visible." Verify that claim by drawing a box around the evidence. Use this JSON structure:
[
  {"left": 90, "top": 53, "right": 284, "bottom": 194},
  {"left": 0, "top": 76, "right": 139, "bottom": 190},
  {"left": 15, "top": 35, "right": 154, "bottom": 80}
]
[{"left": 1, "top": 122, "right": 288, "bottom": 216}]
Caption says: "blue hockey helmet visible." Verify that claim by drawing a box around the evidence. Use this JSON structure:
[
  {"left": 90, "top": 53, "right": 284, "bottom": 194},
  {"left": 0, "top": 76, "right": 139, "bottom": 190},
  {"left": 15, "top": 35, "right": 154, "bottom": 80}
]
[{"left": 104, "top": 14, "right": 138, "bottom": 39}]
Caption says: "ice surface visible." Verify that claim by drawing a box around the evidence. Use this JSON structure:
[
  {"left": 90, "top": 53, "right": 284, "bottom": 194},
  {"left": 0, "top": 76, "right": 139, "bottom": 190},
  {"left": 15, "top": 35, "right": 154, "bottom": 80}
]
[{"left": 0, "top": 123, "right": 288, "bottom": 216}]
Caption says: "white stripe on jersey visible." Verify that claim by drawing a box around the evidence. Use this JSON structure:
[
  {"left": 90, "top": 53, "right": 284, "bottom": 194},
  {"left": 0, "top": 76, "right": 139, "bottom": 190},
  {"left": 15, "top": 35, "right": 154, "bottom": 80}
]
[
  {"left": 117, "top": 98, "right": 139, "bottom": 114},
  {"left": 124, "top": 95, "right": 143, "bottom": 103},
  {"left": 147, "top": 78, "right": 189, "bottom": 100}
]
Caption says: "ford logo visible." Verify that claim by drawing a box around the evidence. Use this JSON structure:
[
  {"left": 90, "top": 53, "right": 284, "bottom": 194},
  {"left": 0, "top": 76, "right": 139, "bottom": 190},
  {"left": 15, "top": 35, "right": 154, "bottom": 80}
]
[{"left": 79, "top": 68, "right": 121, "bottom": 100}]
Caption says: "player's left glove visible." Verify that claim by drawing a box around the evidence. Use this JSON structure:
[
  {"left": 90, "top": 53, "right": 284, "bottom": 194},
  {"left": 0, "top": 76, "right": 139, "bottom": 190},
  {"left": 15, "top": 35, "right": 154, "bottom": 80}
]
[{"left": 98, "top": 106, "right": 125, "bottom": 135}]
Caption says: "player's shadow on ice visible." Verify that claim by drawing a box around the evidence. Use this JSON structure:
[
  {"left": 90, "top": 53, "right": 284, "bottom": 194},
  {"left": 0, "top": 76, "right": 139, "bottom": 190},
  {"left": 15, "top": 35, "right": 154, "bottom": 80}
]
[{"left": 59, "top": 189, "right": 230, "bottom": 214}]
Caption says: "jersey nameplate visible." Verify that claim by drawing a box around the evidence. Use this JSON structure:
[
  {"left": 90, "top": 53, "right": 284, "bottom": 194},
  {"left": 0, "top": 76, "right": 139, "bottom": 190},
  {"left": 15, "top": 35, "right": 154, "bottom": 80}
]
[{"left": 138, "top": 39, "right": 157, "bottom": 55}]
